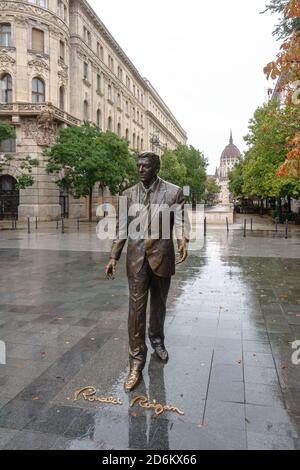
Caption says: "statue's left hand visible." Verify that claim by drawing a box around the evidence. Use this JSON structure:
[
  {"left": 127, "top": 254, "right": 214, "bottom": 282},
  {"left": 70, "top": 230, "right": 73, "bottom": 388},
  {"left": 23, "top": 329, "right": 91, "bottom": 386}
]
[{"left": 176, "top": 241, "right": 188, "bottom": 265}]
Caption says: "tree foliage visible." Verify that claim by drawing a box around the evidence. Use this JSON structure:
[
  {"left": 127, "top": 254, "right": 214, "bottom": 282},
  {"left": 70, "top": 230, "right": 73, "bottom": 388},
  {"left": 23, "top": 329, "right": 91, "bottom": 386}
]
[
  {"left": 264, "top": 0, "right": 300, "bottom": 85},
  {"left": 0, "top": 124, "right": 38, "bottom": 189},
  {"left": 160, "top": 145, "right": 207, "bottom": 201},
  {"left": 46, "top": 123, "right": 137, "bottom": 219},
  {"left": 230, "top": 101, "right": 300, "bottom": 199}
]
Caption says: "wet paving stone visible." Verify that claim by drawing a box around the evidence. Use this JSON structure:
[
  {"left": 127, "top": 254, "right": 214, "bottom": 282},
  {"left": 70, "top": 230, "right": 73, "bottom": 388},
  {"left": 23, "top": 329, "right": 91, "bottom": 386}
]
[{"left": 1, "top": 231, "right": 300, "bottom": 449}]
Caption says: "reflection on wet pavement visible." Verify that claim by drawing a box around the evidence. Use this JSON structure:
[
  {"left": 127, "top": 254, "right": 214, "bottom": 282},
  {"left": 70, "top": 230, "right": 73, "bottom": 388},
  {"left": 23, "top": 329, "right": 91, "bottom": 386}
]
[{"left": 0, "top": 230, "right": 300, "bottom": 450}]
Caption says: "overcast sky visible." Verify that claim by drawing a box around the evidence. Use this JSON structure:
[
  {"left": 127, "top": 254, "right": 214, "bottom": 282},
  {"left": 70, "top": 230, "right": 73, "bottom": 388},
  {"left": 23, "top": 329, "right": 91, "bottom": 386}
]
[{"left": 89, "top": 0, "right": 280, "bottom": 173}]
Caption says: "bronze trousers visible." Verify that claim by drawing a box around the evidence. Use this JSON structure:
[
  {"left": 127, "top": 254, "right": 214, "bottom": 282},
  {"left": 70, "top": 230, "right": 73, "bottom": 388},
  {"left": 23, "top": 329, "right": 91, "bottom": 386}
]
[{"left": 128, "top": 257, "right": 171, "bottom": 371}]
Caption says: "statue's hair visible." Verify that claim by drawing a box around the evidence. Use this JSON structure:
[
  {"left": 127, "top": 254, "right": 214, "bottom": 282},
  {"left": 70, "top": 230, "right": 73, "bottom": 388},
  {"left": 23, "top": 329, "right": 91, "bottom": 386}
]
[{"left": 138, "top": 152, "right": 161, "bottom": 168}]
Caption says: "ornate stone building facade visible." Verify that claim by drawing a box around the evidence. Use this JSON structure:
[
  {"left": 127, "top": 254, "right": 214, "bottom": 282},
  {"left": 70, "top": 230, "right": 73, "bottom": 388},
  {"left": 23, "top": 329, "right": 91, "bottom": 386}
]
[
  {"left": 215, "top": 132, "right": 241, "bottom": 205},
  {"left": 0, "top": 0, "right": 187, "bottom": 220}
]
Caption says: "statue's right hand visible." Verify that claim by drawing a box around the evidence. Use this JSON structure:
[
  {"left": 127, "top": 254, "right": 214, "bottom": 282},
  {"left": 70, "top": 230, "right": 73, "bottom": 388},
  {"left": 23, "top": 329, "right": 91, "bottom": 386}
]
[{"left": 105, "top": 259, "right": 117, "bottom": 280}]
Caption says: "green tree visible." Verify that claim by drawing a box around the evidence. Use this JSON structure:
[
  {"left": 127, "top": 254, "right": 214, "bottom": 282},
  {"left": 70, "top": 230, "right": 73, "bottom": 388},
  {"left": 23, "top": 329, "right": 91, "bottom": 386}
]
[
  {"left": 242, "top": 101, "right": 300, "bottom": 200},
  {"left": 0, "top": 123, "right": 39, "bottom": 189},
  {"left": 161, "top": 145, "right": 207, "bottom": 202},
  {"left": 205, "top": 178, "right": 221, "bottom": 204},
  {"left": 229, "top": 161, "right": 245, "bottom": 198},
  {"left": 46, "top": 123, "right": 137, "bottom": 221},
  {"left": 159, "top": 150, "right": 187, "bottom": 187}
]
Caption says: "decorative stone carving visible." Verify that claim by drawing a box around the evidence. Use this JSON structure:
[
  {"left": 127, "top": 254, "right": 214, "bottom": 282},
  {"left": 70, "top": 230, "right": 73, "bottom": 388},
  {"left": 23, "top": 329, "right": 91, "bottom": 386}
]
[
  {"left": 24, "top": 106, "right": 58, "bottom": 147},
  {"left": 28, "top": 59, "right": 49, "bottom": 74},
  {"left": 0, "top": 49, "right": 16, "bottom": 67},
  {"left": 58, "top": 69, "right": 68, "bottom": 86}
]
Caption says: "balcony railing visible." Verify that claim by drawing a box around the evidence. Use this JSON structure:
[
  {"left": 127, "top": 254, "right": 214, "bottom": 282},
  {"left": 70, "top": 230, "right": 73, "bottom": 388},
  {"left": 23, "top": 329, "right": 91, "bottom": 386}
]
[{"left": 0, "top": 102, "right": 81, "bottom": 126}]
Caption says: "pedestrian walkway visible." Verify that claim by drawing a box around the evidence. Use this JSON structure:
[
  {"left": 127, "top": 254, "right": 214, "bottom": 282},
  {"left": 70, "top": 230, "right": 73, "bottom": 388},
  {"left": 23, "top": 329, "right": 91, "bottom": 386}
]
[{"left": 0, "top": 230, "right": 300, "bottom": 449}]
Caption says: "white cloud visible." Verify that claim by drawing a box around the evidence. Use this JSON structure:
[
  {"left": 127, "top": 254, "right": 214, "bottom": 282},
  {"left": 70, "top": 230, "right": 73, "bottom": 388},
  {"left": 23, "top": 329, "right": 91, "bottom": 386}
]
[{"left": 88, "top": 0, "right": 279, "bottom": 172}]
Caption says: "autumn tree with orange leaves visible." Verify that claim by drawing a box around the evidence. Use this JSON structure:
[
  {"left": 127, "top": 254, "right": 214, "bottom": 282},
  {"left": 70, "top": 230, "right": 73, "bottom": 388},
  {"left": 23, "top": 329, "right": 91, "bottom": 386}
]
[{"left": 264, "top": 0, "right": 300, "bottom": 177}]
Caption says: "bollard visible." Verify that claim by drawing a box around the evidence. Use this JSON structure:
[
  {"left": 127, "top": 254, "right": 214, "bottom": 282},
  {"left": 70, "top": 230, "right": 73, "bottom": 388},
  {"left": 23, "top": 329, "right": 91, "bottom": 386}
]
[
  {"left": 77, "top": 218, "right": 80, "bottom": 231},
  {"left": 204, "top": 217, "right": 207, "bottom": 237},
  {"left": 61, "top": 217, "right": 64, "bottom": 234},
  {"left": 285, "top": 219, "right": 289, "bottom": 239},
  {"left": 226, "top": 217, "right": 229, "bottom": 233},
  {"left": 14, "top": 216, "right": 17, "bottom": 231},
  {"left": 27, "top": 217, "right": 31, "bottom": 234},
  {"left": 35, "top": 216, "right": 38, "bottom": 230},
  {"left": 251, "top": 218, "right": 253, "bottom": 232},
  {"left": 243, "top": 219, "right": 247, "bottom": 238}
]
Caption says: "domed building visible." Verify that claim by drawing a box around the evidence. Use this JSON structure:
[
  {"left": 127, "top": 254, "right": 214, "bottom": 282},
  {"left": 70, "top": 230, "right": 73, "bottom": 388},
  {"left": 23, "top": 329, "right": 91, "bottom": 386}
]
[{"left": 215, "top": 131, "right": 241, "bottom": 204}]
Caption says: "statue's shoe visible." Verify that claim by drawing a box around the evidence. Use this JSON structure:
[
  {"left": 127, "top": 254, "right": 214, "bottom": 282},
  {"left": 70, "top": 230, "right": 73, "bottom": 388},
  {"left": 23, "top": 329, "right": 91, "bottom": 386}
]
[
  {"left": 124, "top": 369, "right": 142, "bottom": 392},
  {"left": 154, "top": 345, "right": 169, "bottom": 362}
]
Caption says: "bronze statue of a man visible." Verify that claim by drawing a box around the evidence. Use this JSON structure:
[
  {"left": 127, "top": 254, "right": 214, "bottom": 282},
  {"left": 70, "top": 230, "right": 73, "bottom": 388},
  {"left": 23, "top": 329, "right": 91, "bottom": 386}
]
[{"left": 106, "top": 152, "right": 189, "bottom": 392}]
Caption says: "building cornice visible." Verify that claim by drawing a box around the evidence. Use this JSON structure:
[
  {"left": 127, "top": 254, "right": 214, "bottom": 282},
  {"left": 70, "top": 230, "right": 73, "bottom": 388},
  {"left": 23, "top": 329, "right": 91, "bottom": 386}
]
[
  {"left": 146, "top": 110, "right": 183, "bottom": 145},
  {"left": 0, "top": 0, "right": 70, "bottom": 37},
  {"left": 72, "top": 0, "right": 187, "bottom": 139}
]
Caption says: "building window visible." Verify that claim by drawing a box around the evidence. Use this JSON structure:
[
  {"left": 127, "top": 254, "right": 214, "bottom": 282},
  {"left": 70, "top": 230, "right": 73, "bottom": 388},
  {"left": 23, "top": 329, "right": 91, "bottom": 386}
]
[
  {"left": 137, "top": 89, "right": 140, "bottom": 101},
  {"left": 32, "top": 28, "right": 44, "bottom": 52},
  {"left": 141, "top": 138, "right": 143, "bottom": 150},
  {"left": 125, "top": 101, "right": 129, "bottom": 114},
  {"left": 117, "top": 66, "right": 123, "bottom": 81},
  {"left": 108, "top": 55, "right": 114, "bottom": 72},
  {"left": 97, "top": 42, "right": 104, "bottom": 60},
  {"left": 0, "top": 23, "right": 11, "bottom": 47},
  {"left": 83, "top": 100, "right": 89, "bottom": 120},
  {"left": 59, "top": 40, "right": 65, "bottom": 61},
  {"left": 107, "top": 116, "right": 112, "bottom": 131},
  {"left": 64, "top": 5, "right": 67, "bottom": 21},
  {"left": 32, "top": 77, "right": 45, "bottom": 103},
  {"left": 133, "top": 107, "right": 135, "bottom": 120},
  {"left": 126, "top": 76, "right": 131, "bottom": 89},
  {"left": 132, "top": 133, "right": 136, "bottom": 148},
  {"left": 108, "top": 84, "right": 113, "bottom": 101},
  {"left": 83, "top": 62, "right": 88, "bottom": 80},
  {"left": 133, "top": 84, "right": 136, "bottom": 96},
  {"left": 137, "top": 111, "right": 139, "bottom": 123},
  {"left": 125, "top": 128, "right": 129, "bottom": 142},
  {"left": 117, "top": 93, "right": 121, "bottom": 107},
  {"left": 1, "top": 136, "right": 16, "bottom": 154},
  {"left": 117, "top": 122, "right": 121, "bottom": 136},
  {"left": 141, "top": 114, "right": 143, "bottom": 126},
  {"left": 28, "top": 0, "right": 47, "bottom": 6},
  {"left": 59, "top": 86, "right": 65, "bottom": 110},
  {"left": 96, "top": 109, "right": 101, "bottom": 128},
  {"left": 97, "top": 74, "right": 101, "bottom": 93},
  {"left": 1, "top": 74, "right": 12, "bottom": 103},
  {"left": 137, "top": 136, "right": 140, "bottom": 150},
  {"left": 141, "top": 93, "right": 144, "bottom": 105}
]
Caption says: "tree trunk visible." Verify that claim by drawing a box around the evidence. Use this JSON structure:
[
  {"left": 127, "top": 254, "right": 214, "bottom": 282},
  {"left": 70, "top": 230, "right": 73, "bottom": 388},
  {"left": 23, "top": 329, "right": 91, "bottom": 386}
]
[{"left": 89, "top": 187, "right": 93, "bottom": 222}]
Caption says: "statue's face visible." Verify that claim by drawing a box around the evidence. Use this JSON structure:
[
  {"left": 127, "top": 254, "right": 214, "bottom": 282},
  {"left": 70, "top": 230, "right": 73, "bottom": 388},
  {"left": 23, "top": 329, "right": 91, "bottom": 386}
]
[{"left": 137, "top": 157, "right": 159, "bottom": 185}]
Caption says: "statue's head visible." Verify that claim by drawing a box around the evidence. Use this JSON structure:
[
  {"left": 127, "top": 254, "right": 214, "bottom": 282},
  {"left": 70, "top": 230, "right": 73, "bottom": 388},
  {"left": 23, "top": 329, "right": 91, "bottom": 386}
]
[{"left": 137, "top": 152, "right": 161, "bottom": 185}]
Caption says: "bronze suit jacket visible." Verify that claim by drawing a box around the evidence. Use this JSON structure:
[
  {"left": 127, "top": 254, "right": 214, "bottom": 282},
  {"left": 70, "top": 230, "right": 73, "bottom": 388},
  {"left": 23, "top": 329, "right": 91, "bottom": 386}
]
[{"left": 109, "top": 177, "right": 188, "bottom": 278}]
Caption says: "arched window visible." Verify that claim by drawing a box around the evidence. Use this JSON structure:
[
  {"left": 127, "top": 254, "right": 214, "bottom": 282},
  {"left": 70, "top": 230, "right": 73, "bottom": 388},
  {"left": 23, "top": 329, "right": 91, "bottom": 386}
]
[
  {"left": 117, "top": 122, "right": 121, "bottom": 136},
  {"left": 96, "top": 109, "right": 101, "bottom": 128},
  {"left": 0, "top": 23, "right": 11, "bottom": 47},
  {"left": 1, "top": 74, "right": 12, "bottom": 103},
  {"left": 59, "top": 86, "right": 65, "bottom": 110},
  {"left": 141, "top": 138, "right": 144, "bottom": 151},
  {"left": 137, "top": 136, "right": 140, "bottom": 150},
  {"left": 107, "top": 116, "right": 112, "bottom": 131},
  {"left": 132, "top": 133, "right": 136, "bottom": 148},
  {"left": 125, "top": 128, "right": 129, "bottom": 142},
  {"left": 32, "top": 77, "right": 45, "bottom": 103},
  {"left": 83, "top": 100, "right": 89, "bottom": 120}
]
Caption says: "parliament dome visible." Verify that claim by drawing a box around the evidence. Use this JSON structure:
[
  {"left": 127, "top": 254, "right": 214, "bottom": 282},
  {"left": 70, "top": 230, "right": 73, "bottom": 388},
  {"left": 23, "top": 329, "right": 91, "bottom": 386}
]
[{"left": 220, "top": 132, "right": 241, "bottom": 161}]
